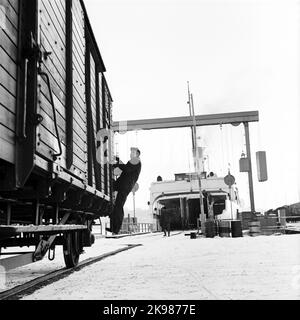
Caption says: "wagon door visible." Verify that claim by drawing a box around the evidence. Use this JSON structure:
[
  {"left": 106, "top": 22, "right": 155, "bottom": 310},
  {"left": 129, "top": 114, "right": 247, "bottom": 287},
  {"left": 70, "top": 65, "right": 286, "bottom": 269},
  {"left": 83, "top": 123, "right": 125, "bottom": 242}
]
[
  {"left": 0, "top": 0, "right": 21, "bottom": 189},
  {"left": 35, "top": 0, "right": 88, "bottom": 182},
  {"left": 0, "top": 0, "right": 41, "bottom": 189},
  {"left": 0, "top": 0, "right": 19, "bottom": 168},
  {"left": 84, "top": 17, "right": 113, "bottom": 201},
  {"left": 37, "top": 0, "right": 68, "bottom": 167}
]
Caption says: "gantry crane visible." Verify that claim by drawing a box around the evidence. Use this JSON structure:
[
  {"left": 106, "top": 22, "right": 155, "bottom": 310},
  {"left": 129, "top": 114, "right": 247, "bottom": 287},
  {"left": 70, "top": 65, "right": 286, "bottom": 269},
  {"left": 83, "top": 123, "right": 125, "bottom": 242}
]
[{"left": 112, "top": 110, "right": 259, "bottom": 231}]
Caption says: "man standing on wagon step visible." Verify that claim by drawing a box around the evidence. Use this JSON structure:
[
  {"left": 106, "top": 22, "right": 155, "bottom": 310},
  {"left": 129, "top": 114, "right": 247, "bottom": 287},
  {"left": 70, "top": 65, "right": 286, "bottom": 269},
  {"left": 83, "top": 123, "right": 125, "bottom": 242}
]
[{"left": 107, "top": 147, "right": 141, "bottom": 234}]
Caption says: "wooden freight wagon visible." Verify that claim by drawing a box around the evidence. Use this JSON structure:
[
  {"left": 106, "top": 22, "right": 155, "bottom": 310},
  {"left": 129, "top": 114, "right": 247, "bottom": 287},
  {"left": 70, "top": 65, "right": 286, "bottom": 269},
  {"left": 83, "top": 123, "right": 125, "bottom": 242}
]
[{"left": 0, "top": 0, "right": 114, "bottom": 269}]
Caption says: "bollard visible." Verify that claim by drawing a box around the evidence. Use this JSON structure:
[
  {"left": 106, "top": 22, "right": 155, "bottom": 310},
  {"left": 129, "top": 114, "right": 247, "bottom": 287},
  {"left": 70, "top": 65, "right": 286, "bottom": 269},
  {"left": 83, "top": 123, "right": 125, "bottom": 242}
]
[
  {"left": 219, "top": 220, "right": 231, "bottom": 237},
  {"left": 231, "top": 220, "right": 243, "bottom": 238},
  {"left": 190, "top": 232, "right": 197, "bottom": 239},
  {"left": 249, "top": 221, "right": 261, "bottom": 236},
  {"left": 205, "top": 221, "right": 216, "bottom": 238}
]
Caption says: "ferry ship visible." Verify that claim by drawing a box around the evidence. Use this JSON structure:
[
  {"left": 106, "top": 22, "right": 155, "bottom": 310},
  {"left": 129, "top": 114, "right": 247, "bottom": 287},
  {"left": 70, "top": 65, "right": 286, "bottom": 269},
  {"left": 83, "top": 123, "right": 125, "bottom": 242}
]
[{"left": 150, "top": 171, "right": 241, "bottom": 231}]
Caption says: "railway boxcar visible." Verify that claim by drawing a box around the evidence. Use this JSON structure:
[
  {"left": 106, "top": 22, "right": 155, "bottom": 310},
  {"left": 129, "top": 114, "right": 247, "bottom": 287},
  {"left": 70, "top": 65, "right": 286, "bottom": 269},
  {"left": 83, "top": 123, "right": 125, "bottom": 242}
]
[{"left": 0, "top": 0, "right": 113, "bottom": 269}]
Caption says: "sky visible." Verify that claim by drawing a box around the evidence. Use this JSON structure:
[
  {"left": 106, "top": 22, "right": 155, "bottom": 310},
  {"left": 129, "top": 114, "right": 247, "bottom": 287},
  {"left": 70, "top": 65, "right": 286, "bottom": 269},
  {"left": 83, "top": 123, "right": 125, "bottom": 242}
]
[{"left": 84, "top": 0, "right": 300, "bottom": 213}]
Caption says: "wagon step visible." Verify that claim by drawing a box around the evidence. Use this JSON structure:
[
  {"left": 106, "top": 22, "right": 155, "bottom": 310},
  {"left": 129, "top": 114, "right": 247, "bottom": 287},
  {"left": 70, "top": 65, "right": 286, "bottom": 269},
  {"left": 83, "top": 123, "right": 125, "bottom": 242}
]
[{"left": 0, "top": 224, "right": 87, "bottom": 239}]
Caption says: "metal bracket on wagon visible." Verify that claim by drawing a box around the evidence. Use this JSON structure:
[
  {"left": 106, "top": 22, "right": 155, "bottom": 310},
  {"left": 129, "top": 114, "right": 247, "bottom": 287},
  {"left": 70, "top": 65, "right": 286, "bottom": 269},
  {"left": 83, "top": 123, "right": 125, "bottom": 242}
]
[
  {"left": 33, "top": 239, "right": 50, "bottom": 262},
  {"left": 32, "top": 213, "right": 71, "bottom": 263}
]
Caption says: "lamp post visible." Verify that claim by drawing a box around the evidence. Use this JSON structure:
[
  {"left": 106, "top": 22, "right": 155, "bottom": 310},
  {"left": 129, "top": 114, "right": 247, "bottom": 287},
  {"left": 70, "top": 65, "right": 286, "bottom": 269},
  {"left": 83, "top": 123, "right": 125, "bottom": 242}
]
[
  {"left": 132, "top": 183, "right": 139, "bottom": 220},
  {"left": 133, "top": 192, "right": 136, "bottom": 219},
  {"left": 243, "top": 122, "right": 255, "bottom": 213}
]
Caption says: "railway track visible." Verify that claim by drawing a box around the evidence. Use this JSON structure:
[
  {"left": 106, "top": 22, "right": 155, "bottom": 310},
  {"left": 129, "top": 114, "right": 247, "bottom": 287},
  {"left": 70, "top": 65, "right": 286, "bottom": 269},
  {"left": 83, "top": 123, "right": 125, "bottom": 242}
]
[
  {"left": 0, "top": 244, "right": 142, "bottom": 300},
  {"left": 105, "top": 231, "right": 183, "bottom": 239}
]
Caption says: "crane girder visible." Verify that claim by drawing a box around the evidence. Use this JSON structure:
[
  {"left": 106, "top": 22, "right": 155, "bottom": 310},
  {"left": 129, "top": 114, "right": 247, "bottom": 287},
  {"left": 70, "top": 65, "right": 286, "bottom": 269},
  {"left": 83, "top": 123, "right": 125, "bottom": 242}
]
[{"left": 112, "top": 110, "right": 259, "bottom": 132}]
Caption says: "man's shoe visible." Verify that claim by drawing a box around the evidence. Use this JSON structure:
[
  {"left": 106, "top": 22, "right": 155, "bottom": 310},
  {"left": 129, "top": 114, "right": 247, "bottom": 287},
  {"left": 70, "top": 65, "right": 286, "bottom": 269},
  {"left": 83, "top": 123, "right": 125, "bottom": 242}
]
[{"left": 106, "top": 228, "right": 120, "bottom": 235}]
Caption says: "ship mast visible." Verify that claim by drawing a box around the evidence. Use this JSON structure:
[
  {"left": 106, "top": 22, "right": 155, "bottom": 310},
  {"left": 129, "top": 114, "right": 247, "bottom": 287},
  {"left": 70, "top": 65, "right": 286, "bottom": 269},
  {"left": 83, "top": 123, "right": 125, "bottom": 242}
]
[{"left": 187, "top": 83, "right": 206, "bottom": 234}]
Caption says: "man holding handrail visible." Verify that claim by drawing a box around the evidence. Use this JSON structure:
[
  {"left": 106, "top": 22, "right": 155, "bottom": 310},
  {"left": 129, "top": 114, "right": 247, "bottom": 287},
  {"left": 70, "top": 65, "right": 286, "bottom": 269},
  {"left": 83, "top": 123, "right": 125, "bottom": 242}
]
[{"left": 107, "top": 148, "right": 141, "bottom": 235}]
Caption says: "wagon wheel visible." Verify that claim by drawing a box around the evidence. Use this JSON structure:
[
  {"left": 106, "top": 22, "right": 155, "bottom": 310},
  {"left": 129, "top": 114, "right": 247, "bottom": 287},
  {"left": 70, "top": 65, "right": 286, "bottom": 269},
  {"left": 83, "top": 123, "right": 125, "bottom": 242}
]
[{"left": 63, "top": 232, "right": 80, "bottom": 268}]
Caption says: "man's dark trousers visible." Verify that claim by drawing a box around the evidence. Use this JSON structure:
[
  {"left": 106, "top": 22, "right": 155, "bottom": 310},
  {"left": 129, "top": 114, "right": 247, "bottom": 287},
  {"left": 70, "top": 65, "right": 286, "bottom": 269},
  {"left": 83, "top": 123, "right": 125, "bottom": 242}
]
[
  {"left": 111, "top": 189, "right": 129, "bottom": 234},
  {"left": 110, "top": 159, "right": 141, "bottom": 234}
]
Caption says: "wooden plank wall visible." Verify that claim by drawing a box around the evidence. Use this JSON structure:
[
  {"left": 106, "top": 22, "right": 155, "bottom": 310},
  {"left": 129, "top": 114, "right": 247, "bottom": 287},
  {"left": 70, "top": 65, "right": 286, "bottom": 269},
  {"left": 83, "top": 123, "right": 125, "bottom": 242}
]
[
  {"left": 106, "top": 84, "right": 112, "bottom": 197},
  {"left": 37, "top": 0, "right": 87, "bottom": 181},
  {"left": 37, "top": 0, "right": 112, "bottom": 197},
  {"left": 89, "top": 54, "right": 104, "bottom": 192},
  {"left": 102, "top": 77, "right": 112, "bottom": 196},
  {"left": 88, "top": 58, "right": 114, "bottom": 196},
  {"left": 89, "top": 53, "right": 96, "bottom": 189},
  {"left": 0, "top": 0, "right": 19, "bottom": 164},
  {"left": 37, "top": 0, "right": 68, "bottom": 166},
  {"left": 98, "top": 73, "right": 105, "bottom": 193},
  {"left": 0, "top": 0, "right": 112, "bottom": 197},
  {"left": 71, "top": 0, "right": 87, "bottom": 180}
]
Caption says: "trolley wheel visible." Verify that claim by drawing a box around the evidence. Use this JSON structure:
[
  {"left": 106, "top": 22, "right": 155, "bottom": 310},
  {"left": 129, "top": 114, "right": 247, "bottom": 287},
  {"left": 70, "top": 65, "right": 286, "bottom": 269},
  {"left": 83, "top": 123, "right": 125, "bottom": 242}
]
[{"left": 63, "top": 232, "right": 80, "bottom": 268}]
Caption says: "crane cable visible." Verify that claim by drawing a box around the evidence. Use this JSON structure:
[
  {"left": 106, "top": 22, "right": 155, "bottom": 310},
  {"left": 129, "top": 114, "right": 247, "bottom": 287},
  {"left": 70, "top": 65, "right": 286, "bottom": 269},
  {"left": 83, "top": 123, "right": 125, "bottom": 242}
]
[{"left": 220, "top": 124, "right": 225, "bottom": 174}]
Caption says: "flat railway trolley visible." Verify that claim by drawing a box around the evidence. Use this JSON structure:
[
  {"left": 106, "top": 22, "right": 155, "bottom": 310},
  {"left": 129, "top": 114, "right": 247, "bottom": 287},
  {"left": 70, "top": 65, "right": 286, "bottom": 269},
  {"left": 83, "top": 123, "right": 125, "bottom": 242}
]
[{"left": 0, "top": 0, "right": 113, "bottom": 270}]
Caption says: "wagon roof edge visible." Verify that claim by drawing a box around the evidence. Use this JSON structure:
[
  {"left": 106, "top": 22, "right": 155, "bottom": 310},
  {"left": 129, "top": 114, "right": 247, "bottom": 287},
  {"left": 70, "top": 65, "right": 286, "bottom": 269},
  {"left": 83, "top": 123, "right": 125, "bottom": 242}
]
[{"left": 80, "top": 0, "right": 107, "bottom": 73}]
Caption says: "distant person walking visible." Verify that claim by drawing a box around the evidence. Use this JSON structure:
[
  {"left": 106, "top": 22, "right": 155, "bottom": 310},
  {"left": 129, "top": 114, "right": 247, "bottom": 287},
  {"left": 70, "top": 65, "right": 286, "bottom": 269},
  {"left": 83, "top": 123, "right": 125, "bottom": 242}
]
[
  {"left": 107, "top": 148, "right": 141, "bottom": 234},
  {"left": 160, "top": 206, "right": 172, "bottom": 237}
]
